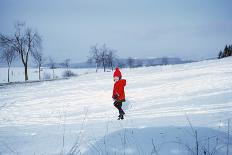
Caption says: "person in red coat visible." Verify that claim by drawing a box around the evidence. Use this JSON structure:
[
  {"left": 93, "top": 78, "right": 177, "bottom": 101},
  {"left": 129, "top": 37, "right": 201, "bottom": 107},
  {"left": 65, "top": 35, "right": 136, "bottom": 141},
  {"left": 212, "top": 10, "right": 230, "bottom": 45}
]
[{"left": 112, "top": 67, "right": 126, "bottom": 120}]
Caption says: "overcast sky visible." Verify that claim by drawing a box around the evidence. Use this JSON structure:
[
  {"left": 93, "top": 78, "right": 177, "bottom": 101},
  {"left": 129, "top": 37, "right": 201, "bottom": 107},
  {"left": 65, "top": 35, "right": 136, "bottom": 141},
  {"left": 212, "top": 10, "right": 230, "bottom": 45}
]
[{"left": 0, "top": 0, "right": 232, "bottom": 62}]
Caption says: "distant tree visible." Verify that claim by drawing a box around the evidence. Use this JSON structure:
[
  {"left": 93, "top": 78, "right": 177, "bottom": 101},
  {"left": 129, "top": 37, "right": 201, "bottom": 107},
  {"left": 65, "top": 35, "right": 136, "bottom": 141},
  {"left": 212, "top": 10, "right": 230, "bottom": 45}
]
[
  {"left": 0, "top": 21, "right": 42, "bottom": 81},
  {"left": 99, "top": 44, "right": 108, "bottom": 72},
  {"left": 61, "top": 59, "right": 77, "bottom": 78},
  {"left": 0, "top": 46, "right": 16, "bottom": 82},
  {"left": 88, "top": 44, "right": 118, "bottom": 72},
  {"left": 218, "top": 51, "right": 223, "bottom": 59},
  {"left": 218, "top": 44, "right": 232, "bottom": 59},
  {"left": 228, "top": 45, "right": 232, "bottom": 56},
  {"left": 106, "top": 49, "right": 117, "bottom": 71},
  {"left": 49, "top": 57, "right": 56, "bottom": 79},
  {"left": 62, "top": 59, "right": 71, "bottom": 71},
  {"left": 127, "top": 57, "right": 135, "bottom": 68},
  {"left": 223, "top": 45, "right": 229, "bottom": 57},
  {"left": 88, "top": 44, "right": 101, "bottom": 72},
  {"left": 31, "top": 49, "right": 44, "bottom": 80}
]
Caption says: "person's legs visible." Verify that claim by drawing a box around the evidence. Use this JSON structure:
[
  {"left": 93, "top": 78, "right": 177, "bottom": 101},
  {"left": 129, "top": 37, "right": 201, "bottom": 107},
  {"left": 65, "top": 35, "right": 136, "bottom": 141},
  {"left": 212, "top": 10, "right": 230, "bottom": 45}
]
[
  {"left": 114, "top": 101, "right": 121, "bottom": 115},
  {"left": 117, "top": 102, "right": 125, "bottom": 115},
  {"left": 114, "top": 101, "right": 125, "bottom": 119},
  {"left": 118, "top": 102, "right": 124, "bottom": 120}
]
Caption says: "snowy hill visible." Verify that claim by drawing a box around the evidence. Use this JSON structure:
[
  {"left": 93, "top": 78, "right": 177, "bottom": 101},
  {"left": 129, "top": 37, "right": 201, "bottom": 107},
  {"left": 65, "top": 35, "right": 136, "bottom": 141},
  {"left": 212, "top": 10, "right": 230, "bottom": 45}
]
[{"left": 0, "top": 57, "right": 231, "bottom": 155}]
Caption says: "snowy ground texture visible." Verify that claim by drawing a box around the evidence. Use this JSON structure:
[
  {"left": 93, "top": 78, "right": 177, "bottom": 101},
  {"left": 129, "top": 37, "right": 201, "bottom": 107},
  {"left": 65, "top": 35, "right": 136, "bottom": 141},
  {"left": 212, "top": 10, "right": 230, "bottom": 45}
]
[{"left": 0, "top": 57, "right": 232, "bottom": 155}]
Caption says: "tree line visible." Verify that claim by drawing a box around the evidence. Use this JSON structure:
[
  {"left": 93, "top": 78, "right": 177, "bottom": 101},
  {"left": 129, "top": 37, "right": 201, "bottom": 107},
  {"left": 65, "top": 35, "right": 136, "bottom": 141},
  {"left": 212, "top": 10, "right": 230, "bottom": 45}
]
[
  {"left": 0, "top": 22, "right": 43, "bottom": 82},
  {"left": 0, "top": 22, "right": 76, "bottom": 83},
  {"left": 218, "top": 44, "right": 232, "bottom": 59},
  {"left": 87, "top": 45, "right": 174, "bottom": 71},
  {"left": 88, "top": 44, "right": 118, "bottom": 72}
]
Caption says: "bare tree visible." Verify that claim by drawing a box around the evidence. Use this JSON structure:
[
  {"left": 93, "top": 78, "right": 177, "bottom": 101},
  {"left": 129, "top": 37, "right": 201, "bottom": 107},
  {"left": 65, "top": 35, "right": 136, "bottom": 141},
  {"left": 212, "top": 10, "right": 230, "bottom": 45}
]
[
  {"left": 127, "top": 57, "right": 135, "bottom": 68},
  {"left": 32, "top": 49, "right": 44, "bottom": 80},
  {"left": 61, "top": 58, "right": 75, "bottom": 78},
  {"left": 89, "top": 44, "right": 101, "bottom": 72},
  {"left": 49, "top": 57, "right": 56, "bottom": 79},
  {"left": 99, "top": 44, "right": 108, "bottom": 72},
  {"left": 0, "top": 46, "right": 16, "bottom": 82},
  {"left": 106, "top": 49, "right": 117, "bottom": 71},
  {"left": 88, "top": 44, "right": 118, "bottom": 72},
  {"left": 0, "top": 22, "right": 42, "bottom": 81},
  {"left": 61, "top": 59, "right": 71, "bottom": 71}
]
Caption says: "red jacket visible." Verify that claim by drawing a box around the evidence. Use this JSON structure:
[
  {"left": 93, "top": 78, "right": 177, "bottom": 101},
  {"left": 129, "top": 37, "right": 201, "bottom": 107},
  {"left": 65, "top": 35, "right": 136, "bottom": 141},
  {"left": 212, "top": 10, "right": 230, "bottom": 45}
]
[{"left": 112, "top": 79, "right": 126, "bottom": 101}]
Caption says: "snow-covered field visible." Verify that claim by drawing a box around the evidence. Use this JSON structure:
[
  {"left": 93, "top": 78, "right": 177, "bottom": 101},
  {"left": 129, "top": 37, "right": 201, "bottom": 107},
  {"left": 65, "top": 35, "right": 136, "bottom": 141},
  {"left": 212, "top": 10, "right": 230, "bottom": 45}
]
[
  {"left": 0, "top": 57, "right": 231, "bottom": 155},
  {"left": 0, "top": 67, "right": 96, "bottom": 83}
]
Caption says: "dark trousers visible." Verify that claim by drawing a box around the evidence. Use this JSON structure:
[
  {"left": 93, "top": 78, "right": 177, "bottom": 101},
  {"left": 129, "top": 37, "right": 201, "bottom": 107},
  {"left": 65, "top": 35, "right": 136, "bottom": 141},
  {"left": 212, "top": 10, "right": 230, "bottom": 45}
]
[{"left": 114, "top": 101, "right": 125, "bottom": 115}]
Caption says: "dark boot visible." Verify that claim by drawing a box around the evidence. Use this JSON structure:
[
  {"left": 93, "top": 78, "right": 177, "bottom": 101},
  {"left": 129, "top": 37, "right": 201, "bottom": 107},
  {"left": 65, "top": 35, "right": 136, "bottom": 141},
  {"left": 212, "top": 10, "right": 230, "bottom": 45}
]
[
  {"left": 120, "top": 114, "right": 124, "bottom": 120},
  {"left": 117, "top": 114, "right": 124, "bottom": 120}
]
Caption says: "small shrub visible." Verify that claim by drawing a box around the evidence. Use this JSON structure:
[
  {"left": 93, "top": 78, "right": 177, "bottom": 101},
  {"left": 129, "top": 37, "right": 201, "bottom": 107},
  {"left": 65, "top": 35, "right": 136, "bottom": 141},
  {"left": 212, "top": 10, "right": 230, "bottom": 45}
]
[{"left": 62, "top": 70, "right": 77, "bottom": 78}]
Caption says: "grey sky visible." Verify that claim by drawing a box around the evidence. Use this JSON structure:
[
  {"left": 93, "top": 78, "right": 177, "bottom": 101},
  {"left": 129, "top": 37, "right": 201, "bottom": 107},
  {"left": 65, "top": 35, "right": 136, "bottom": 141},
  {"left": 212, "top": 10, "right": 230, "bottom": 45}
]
[{"left": 0, "top": 0, "right": 232, "bottom": 62}]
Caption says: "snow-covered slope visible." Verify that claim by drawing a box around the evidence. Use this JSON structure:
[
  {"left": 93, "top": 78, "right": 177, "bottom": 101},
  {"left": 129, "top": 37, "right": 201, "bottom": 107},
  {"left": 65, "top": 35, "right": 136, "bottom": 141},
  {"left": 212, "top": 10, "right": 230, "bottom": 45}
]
[{"left": 0, "top": 57, "right": 231, "bottom": 155}]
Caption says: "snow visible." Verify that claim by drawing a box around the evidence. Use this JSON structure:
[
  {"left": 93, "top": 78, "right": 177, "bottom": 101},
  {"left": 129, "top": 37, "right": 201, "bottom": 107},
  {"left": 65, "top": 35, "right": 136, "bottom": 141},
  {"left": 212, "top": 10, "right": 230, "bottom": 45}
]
[
  {"left": 0, "top": 57, "right": 232, "bottom": 155},
  {"left": 0, "top": 67, "right": 95, "bottom": 83}
]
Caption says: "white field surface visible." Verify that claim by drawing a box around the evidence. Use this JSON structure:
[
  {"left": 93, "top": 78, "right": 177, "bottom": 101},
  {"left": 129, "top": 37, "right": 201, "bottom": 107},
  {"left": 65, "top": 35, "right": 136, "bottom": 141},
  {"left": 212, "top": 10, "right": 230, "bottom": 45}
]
[{"left": 0, "top": 58, "right": 232, "bottom": 155}]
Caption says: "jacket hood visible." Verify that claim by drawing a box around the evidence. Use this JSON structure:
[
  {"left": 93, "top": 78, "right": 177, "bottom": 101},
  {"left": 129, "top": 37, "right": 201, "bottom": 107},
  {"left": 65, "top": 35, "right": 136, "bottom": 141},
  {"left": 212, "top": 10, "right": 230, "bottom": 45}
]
[{"left": 120, "top": 79, "right": 126, "bottom": 86}]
